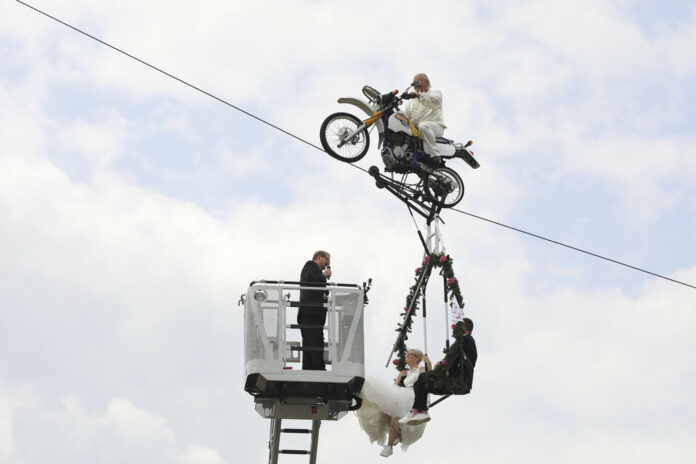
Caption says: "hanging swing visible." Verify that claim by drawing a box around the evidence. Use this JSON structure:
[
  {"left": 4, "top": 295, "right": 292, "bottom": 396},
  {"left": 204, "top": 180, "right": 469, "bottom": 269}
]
[{"left": 384, "top": 218, "right": 474, "bottom": 408}]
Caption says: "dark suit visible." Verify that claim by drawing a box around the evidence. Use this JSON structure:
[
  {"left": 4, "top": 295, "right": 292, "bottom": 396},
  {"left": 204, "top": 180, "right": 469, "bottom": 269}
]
[
  {"left": 298, "top": 260, "right": 328, "bottom": 370},
  {"left": 412, "top": 333, "right": 477, "bottom": 410}
]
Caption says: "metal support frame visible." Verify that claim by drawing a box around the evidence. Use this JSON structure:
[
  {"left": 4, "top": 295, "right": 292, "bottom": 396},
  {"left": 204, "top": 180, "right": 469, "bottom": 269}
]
[
  {"left": 422, "top": 217, "right": 452, "bottom": 349},
  {"left": 385, "top": 260, "right": 433, "bottom": 367},
  {"left": 384, "top": 212, "right": 452, "bottom": 367},
  {"left": 384, "top": 210, "right": 462, "bottom": 410},
  {"left": 423, "top": 214, "right": 446, "bottom": 256},
  {"left": 267, "top": 418, "right": 321, "bottom": 464},
  {"left": 368, "top": 166, "right": 443, "bottom": 222},
  {"left": 244, "top": 281, "right": 365, "bottom": 463}
]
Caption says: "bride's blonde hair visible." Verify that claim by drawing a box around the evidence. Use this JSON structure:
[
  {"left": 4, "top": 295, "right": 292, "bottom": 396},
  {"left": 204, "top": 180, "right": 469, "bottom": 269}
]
[{"left": 407, "top": 349, "right": 424, "bottom": 363}]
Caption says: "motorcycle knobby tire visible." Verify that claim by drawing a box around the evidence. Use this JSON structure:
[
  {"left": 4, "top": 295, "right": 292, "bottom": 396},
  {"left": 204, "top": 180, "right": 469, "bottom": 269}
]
[
  {"left": 424, "top": 166, "right": 465, "bottom": 208},
  {"left": 319, "top": 112, "right": 370, "bottom": 163}
]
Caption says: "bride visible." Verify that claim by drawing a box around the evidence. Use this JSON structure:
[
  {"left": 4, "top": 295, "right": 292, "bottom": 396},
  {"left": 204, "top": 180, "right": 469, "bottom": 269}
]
[{"left": 356, "top": 349, "right": 432, "bottom": 457}]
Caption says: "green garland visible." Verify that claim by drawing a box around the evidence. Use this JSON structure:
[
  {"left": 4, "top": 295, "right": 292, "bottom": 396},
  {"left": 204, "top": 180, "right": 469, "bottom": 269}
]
[
  {"left": 392, "top": 252, "right": 466, "bottom": 392},
  {"left": 419, "top": 321, "right": 471, "bottom": 394}
]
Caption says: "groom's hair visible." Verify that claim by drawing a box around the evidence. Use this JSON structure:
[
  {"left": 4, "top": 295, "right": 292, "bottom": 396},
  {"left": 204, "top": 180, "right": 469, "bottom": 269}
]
[{"left": 463, "top": 318, "right": 474, "bottom": 332}]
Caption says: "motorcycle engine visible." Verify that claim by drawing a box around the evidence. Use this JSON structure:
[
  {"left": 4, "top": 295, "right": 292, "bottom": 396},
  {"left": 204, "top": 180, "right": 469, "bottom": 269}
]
[{"left": 392, "top": 144, "right": 413, "bottom": 162}]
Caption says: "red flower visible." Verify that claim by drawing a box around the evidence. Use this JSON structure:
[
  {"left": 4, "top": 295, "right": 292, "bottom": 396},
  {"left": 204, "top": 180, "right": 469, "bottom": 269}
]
[
  {"left": 441, "top": 360, "right": 448, "bottom": 366},
  {"left": 404, "top": 306, "right": 409, "bottom": 312},
  {"left": 415, "top": 267, "right": 421, "bottom": 275},
  {"left": 392, "top": 359, "right": 399, "bottom": 366},
  {"left": 452, "top": 324, "right": 457, "bottom": 330},
  {"left": 424, "top": 255, "right": 432, "bottom": 264},
  {"left": 446, "top": 278, "right": 457, "bottom": 286},
  {"left": 439, "top": 255, "right": 448, "bottom": 263}
]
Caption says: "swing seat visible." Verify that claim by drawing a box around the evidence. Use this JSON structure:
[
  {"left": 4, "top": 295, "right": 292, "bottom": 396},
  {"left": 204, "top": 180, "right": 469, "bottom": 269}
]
[
  {"left": 423, "top": 351, "right": 474, "bottom": 396},
  {"left": 427, "top": 373, "right": 472, "bottom": 396},
  {"left": 430, "top": 382, "right": 471, "bottom": 396}
]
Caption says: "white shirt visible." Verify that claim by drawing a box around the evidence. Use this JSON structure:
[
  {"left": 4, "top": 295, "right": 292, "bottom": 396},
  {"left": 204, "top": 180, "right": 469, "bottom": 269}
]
[
  {"left": 405, "top": 88, "right": 446, "bottom": 129},
  {"left": 403, "top": 368, "right": 422, "bottom": 388}
]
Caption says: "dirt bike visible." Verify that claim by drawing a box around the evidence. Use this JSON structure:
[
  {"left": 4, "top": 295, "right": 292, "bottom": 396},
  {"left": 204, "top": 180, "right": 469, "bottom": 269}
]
[{"left": 319, "top": 83, "right": 479, "bottom": 208}]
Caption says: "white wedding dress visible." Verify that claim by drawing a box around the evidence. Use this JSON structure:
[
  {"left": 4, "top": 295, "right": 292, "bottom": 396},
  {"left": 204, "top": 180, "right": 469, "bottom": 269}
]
[{"left": 355, "top": 369, "right": 427, "bottom": 450}]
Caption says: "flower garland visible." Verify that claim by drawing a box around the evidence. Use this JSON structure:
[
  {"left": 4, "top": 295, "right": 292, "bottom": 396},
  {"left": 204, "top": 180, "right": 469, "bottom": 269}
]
[
  {"left": 392, "top": 252, "right": 465, "bottom": 375},
  {"left": 419, "top": 320, "right": 472, "bottom": 394}
]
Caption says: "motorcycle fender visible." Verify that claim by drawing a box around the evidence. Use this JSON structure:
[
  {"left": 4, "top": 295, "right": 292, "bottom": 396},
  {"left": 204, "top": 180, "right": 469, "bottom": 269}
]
[{"left": 337, "top": 97, "right": 384, "bottom": 134}]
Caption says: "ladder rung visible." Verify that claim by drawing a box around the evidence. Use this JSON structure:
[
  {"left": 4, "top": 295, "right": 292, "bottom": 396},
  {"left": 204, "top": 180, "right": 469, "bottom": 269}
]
[
  {"left": 279, "top": 449, "right": 310, "bottom": 455},
  {"left": 281, "top": 428, "right": 312, "bottom": 434}
]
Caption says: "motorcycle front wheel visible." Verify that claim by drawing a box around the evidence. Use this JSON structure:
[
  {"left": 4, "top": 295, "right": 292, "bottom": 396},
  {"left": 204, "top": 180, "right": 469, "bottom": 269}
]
[
  {"left": 319, "top": 112, "right": 370, "bottom": 163},
  {"left": 423, "top": 166, "right": 465, "bottom": 208}
]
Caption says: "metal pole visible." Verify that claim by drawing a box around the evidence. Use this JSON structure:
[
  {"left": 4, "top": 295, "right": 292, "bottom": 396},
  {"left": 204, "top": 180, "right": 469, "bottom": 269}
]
[
  {"left": 444, "top": 275, "right": 450, "bottom": 350},
  {"left": 268, "top": 418, "right": 281, "bottom": 464},
  {"left": 309, "top": 420, "right": 321, "bottom": 464},
  {"left": 385, "top": 263, "right": 432, "bottom": 367},
  {"left": 422, "top": 283, "right": 428, "bottom": 356}
]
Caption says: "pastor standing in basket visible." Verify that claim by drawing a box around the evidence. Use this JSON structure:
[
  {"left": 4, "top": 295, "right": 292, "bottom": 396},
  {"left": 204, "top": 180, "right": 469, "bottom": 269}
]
[{"left": 298, "top": 250, "right": 332, "bottom": 370}]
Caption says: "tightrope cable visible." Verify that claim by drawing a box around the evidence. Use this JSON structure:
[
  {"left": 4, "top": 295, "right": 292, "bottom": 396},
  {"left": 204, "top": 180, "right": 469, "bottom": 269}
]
[
  {"left": 15, "top": 0, "right": 326, "bottom": 154},
  {"left": 17, "top": 0, "right": 694, "bottom": 291},
  {"left": 450, "top": 207, "right": 696, "bottom": 290}
]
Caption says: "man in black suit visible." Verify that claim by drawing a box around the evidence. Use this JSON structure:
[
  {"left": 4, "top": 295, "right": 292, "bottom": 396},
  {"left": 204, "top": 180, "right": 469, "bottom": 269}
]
[
  {"left": 399, "top": 317, "right": 477, "bottom": 425},
  {"left": 298, "top": 250, "right": 332, "bottom": 370}
]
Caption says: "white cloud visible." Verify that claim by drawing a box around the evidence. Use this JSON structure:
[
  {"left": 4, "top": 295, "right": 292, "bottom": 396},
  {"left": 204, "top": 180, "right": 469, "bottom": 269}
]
[
  {"left": 0, "top": 388, "right": 227, "bottom": 464},
  {"left": 0, "top": 387, "right": 18, "bottom": 463},
  {"left": 2, "top": 1, "right": 696, "bottom": 463},
  {"left": 59, "top": 110, "right": 132, "bottom": 169}
]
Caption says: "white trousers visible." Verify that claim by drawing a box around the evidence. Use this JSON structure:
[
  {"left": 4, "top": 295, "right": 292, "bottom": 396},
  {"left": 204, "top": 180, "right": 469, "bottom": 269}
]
[{"left": 417, "top": 121, "right": 444, "bottom": 157}]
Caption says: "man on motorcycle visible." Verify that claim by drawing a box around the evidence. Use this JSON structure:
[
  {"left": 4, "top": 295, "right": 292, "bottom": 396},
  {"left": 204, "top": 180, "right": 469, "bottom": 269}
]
[{"left": 406, "top": 73, "right": 446, "bottom": 161}]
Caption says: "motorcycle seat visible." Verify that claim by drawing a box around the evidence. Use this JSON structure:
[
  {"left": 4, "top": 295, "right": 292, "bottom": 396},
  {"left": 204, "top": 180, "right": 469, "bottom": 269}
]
[{"left": 436, "top": 137, "right": 454, "bottom": 144}]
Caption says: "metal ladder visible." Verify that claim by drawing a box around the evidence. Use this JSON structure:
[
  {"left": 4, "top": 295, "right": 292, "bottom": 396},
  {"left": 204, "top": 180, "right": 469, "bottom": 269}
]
[{"left": 268, "top": 418, "right": 321, "bottom": 464}]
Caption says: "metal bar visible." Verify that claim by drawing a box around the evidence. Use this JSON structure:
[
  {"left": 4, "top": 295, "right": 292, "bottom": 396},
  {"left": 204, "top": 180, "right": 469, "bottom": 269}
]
[
  {"left": 309, "top": 420, "right": 321, "bottom": 464},
  {"left": 422, "top": 282, "right": 428, "bottom": 356},
  {"left": 279, "top": 288, "right": 287, "bottom": 366},
  {"left": 340, "top": 289, "right": 364, "bottom": 366},
  {"left": 422, "top": 283, "right": 430, "bottom": 407},
  {"left": 417, "top": 230, "right": 430, "bottom": 254},
  {"left": 328, "top": 290, "right": 336, "bottom": 366},
  {"left": 337, "top": 123, "right": 368, "bottom": 148},
  {"left": 444, "top": 275, "right": 450, "bottom": 350},
  {"left": 385, "top": 262, "right": 434, "bottom": 367},
  {"left": 383, "top": 181, "right": 431, "bottom": 218},
  {"left": 368, "top": 168, "right": 437, "bottom": 220},
  {"left": 428, "top": 394, "right": 452, "bottom": 409},
  {"left": 249, "top": 280, "right": 360, "bottom": 288},
  {"left": 427, "top": 202, "right": 443, "bottom": 225},
  {"left": 268, "top": 418, "right": 281, "bottom": 464}
]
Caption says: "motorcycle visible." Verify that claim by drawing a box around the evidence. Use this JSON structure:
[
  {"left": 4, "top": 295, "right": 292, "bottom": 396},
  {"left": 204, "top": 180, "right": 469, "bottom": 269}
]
[{"left": 319, "top": 83, "right": 479, "bottom": 208}]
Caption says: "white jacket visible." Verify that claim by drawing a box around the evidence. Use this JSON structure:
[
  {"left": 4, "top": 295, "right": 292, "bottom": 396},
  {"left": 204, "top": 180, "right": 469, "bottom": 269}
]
[{"left": 404, "top": 88, "right": 446, "bottom": 129}]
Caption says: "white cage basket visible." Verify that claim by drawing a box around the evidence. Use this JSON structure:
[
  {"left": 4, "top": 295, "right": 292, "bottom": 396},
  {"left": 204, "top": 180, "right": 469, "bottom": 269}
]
[{"left": 243, "top": 280, "right": 366, "bottom": 420}]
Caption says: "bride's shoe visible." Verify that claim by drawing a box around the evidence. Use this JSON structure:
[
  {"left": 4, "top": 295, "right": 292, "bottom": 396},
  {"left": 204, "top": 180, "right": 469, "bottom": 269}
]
[{"left": 379, "top": 445, "right": 393, "bottom": 457}]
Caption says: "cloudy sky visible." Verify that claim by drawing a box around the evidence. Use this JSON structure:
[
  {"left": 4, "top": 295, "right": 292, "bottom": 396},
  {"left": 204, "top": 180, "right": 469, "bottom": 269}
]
[{"left": 2, "top": 1, "right": 695, "bottom": 463}]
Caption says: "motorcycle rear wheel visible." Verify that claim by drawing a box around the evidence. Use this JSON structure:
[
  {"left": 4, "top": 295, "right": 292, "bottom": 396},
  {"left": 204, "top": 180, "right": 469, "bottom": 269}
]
[
  {"left": 320, "top": 112, "right": 370, "bottom": 163},
  {"left": 423, "top": 166, "right": 464, "bottom": 208}
]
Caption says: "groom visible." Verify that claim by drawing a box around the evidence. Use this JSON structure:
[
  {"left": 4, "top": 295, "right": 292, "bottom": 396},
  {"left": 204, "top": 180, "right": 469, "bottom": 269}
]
[{"left": 399, "top": 317, "right": 477, "bottom": 425}]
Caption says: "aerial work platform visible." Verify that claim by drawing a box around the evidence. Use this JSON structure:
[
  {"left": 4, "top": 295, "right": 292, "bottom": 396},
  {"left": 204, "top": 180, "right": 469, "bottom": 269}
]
[{"left": 242, "top": 280, "right": 367, "bottom": 463}]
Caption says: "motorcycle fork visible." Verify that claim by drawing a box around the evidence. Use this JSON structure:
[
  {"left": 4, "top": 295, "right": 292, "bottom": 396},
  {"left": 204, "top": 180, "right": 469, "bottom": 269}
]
[{"left": 337, "top": 110, "right": 382, "bottom": 148}]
